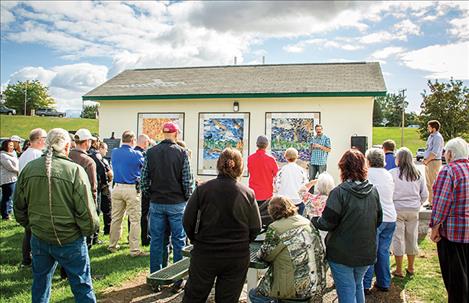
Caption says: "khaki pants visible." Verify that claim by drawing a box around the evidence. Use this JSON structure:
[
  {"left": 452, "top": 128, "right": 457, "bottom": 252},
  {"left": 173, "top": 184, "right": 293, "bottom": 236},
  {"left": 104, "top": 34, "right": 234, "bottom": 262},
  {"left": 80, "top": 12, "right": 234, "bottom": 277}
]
[
  {"left": 108, "top": 184, "right": 141, "bottom": 254},
  {"left": 392, "top": 210, "right": 419, "bottom": 256},
  {"left": 425, "top": 160, "right": 442, "bottom": 204}
]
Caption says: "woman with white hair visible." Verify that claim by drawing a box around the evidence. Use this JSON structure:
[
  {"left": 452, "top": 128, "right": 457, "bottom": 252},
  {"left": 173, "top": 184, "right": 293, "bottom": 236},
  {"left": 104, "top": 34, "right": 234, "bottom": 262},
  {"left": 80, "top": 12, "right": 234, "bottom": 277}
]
[
  {"left": 389, "top": 147, "right": 428, "bottom": 278},
  {"left": 363, "top": 148, "right": 397, "bottom": 294},
  {"left": 14, "top": 128, "right": 99, "bottom": 303},
  {"left": 299, "top": 172, "right": 335, "bottom": 245}
]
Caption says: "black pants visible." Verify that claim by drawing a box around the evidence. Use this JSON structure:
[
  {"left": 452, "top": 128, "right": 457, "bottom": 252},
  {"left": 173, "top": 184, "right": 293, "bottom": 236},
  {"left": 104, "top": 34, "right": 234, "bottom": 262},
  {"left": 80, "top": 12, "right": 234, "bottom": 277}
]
[
  {"left": 22, "top": 228, "right": 32, "bottom": 265},
  {"left": 437, "top": 237, "right": 468, "bottom": 303},
  {"left": 100, "top": 187, "right": 112, "bottom": 235},
  {"left": 141, "top": 193, "right": 150, "bottom": 246},
  {"left": 183, "top": 254, "right": 250, "bottom": 303}
]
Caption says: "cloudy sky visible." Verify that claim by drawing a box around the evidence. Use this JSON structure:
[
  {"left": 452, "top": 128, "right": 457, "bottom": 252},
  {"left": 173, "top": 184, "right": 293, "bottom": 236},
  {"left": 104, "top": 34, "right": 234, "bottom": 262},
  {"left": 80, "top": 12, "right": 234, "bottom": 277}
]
[{"left": 1, "top": 1, "right": 468, "bottom": 113}]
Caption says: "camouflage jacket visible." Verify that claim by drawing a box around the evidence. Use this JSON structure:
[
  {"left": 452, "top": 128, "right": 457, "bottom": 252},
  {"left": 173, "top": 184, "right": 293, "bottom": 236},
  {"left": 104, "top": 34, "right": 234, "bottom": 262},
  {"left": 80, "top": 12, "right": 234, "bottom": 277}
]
[{"left": 257, "top": 215, "right": 327, "bottom": 300}]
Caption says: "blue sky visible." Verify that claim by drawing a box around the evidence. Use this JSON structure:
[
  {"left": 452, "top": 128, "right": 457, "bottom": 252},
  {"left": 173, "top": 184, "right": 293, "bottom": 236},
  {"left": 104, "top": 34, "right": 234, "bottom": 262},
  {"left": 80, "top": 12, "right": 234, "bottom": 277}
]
[{"left": 1, "top": 1, "right": 468, "bottom": 112}]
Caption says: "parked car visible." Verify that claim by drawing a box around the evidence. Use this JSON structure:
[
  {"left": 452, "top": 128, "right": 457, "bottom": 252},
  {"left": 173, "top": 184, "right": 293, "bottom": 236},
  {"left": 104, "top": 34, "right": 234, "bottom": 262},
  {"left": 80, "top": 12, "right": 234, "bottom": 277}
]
[
  {"left": 36, "top": 108, "right": 66, "bottom": 117},
  {"left": 416, "top": 148, "right": 425, "bottom": 161},
  {"left": 0, "top": 104, "right": 16, "bottom": 115}
]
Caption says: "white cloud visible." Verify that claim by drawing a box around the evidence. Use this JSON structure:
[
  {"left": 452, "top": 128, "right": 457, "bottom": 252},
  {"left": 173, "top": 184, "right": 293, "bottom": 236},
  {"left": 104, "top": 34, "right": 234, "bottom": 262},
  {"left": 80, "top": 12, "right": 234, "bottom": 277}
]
[
  {"left": 449, "top": 16, "right": 469, "bottom": 41},
  {"left": 394, "top": 19, "right": 421, "bottom": 36},
  {"left": 421, "top": 15, "right": 438, "bottom": 22},
  {"left": 283, "top": 37, "right": 362, "bottom": 53},
  {"left": 0, "top": 1, "right": 18, "bottom": 27},
  {"left": 359, "top": 31, "right": 395, "bottom": 44},
  {"left": 6, "top": 63, "right": 108, "bottom": 111},
  {"left": 9, "top": 67, "right": 57, "bottom": 85},
  {"left": 400, "top": 42, "right": 469, "bottom": 79},
  {"left": 283, "top": 45, "right": 305, "bottom": 53},
  {"left": 370, "top": 47, "right": 406, "bottom": 60}
]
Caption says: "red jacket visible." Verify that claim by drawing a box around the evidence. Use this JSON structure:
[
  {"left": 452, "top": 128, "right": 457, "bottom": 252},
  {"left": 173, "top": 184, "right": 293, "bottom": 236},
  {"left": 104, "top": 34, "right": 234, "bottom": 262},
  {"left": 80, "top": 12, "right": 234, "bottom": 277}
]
[{"left": 247, "top": 149, "right": 278, "bottom": 201}]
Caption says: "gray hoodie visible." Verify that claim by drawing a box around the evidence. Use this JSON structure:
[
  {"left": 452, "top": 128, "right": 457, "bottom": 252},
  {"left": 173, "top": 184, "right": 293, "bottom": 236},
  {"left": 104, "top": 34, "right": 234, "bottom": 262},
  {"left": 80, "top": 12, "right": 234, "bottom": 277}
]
[{"left": 312, "top": 180, "right": 382, "bottom": 267}]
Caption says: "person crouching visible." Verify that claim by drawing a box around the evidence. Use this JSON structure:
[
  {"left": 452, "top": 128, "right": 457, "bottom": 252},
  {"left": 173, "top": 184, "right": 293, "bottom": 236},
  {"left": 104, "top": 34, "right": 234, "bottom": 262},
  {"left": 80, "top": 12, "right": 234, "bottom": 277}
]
[{"left": 249, "top": 196, "right": 327, "bottom": 302}]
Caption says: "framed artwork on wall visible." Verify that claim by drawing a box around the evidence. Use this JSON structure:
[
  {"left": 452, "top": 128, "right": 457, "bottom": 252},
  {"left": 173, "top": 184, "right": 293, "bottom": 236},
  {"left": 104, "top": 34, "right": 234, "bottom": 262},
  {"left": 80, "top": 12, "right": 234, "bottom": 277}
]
[
  {"left": 265, "top": 112, "right": 320, "bottom": 168},
  {"left": 198, "top": 112, "right": 250, "bottom": 176},
  {"left": 137, "top": 112, "right": 184, "bottom": 143}
]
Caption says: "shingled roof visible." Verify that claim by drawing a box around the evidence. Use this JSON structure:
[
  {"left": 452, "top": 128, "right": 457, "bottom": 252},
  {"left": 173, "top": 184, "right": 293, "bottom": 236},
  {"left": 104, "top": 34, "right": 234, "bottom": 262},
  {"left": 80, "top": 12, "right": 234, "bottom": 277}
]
[{"left": 83, "top": 62, "right": 386, "bottom": 100}]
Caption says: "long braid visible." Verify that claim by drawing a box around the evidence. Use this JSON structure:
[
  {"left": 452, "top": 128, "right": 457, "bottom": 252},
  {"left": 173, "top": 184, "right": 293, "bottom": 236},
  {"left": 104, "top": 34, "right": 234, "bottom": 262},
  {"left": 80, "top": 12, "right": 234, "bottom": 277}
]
[{"left": 45, "top": 129, "right": 70, "bottom": 246}]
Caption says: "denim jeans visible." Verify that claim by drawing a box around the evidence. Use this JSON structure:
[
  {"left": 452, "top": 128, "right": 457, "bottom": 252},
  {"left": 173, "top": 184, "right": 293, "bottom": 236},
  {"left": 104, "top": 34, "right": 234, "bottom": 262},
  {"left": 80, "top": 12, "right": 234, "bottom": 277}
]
[
  {"left": 1, "top": 182, "right": 15, "bottom": 219},
  {"left": 31, "top": 235, "right": 96, "bottom": 303},
  {"left": 296, "top": 202, "right": 305, "bottom": 216},
  {"left": 363, "top": 221, "right": 396, "bottom": 289},
  {"left": 329, "top": 260, "right": 368, "bottom": 303},
  {"left": 149, "top": 202, "right": 186, "bottom": 273},
  {"left": 308, "top": 165, "right": 327, "bottom": 193}
]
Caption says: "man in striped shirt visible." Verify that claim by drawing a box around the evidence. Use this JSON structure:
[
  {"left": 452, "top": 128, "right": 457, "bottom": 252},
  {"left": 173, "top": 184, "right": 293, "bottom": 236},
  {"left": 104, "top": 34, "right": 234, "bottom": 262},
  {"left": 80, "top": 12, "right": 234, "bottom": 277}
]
[{"left": 430, "top": 137, "right": 469, "bottom": 303}]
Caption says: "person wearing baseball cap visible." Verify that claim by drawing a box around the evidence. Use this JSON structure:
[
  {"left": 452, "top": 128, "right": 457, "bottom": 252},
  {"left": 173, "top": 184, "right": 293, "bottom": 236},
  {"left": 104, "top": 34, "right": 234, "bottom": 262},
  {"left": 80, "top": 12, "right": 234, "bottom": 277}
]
[
  {"left": 10, "top": 135, "right": 23, "bottom": 156},
  {"left": 141, "top": 121, "right": 193, "bottom": 292},
  {"left": 69, "top": 129, "right": 98, "bottom": 250},
  {"left": 162, "top": 122, "right": 179, "bottom": 134}
]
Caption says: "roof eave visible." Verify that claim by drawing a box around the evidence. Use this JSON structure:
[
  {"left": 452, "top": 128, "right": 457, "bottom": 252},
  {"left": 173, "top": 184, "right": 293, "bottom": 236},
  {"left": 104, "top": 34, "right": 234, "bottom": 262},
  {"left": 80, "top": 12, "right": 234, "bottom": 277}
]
[{"left": 82, "top": 91, "right": 387, "bottom": 101}]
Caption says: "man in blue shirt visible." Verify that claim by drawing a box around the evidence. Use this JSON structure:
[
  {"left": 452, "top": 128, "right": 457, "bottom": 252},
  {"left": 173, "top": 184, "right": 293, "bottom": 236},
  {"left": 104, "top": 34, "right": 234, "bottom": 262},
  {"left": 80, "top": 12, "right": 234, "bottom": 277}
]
[
  {"left": 423, "top": 120, "right": 444, "bottom": 208},
  {"left": 108, "top": 130, "right": 146, "bottom": 257},
  {"left": 383, "top": 139, "right": 397, "bottom": 170},
  {"left": 308, "top": 124, "right": 331, "bottom": 193}
]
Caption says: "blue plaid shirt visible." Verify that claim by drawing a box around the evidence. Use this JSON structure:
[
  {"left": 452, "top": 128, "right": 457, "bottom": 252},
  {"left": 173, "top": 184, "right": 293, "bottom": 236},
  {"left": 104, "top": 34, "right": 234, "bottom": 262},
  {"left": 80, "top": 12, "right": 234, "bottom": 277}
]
[{"left": 309, "top": 135, "right": 331, "bottom": 166}]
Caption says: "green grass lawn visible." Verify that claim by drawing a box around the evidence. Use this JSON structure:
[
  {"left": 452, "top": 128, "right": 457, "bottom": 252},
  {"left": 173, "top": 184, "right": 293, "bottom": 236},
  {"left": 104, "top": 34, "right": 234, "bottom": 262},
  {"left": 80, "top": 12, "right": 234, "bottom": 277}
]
[
  {"left": 390, "top": 238, "right": 447, "bottom": 302},
  {"left": 0, "top": 115, "right": 98, "bottom": 139},
  {"left": 0, "top": 218, "right": 150, "bottom": 303},
  {"left": 373, "top": 127, "right": 426, "bottom": 155}
]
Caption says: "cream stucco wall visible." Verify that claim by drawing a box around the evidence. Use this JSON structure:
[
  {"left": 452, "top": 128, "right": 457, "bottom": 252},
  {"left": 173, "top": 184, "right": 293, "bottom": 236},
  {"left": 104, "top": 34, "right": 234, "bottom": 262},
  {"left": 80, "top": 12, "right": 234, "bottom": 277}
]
[{"left": 98, "top": 97, "right": 374, "bottom": 183}]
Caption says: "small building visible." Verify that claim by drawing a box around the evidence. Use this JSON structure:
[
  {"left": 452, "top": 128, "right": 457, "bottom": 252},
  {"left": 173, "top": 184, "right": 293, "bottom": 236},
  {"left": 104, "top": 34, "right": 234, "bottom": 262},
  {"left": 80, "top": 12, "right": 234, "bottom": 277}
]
[{"left": 83, "top": 62, "right": 386, "bottom": 182}]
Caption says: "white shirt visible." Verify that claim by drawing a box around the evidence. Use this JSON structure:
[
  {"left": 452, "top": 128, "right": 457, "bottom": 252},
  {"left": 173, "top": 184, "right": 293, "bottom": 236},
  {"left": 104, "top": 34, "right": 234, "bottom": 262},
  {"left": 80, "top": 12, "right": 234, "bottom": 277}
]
[
  {"left": 19, "top": 148, "right": 43, "bottom": 172},
  {"left": 368, "top": 167, "right": 397, "bottom": 222},
  {"left": 275, "top": 162, "right": 308, "bottom": 204}
]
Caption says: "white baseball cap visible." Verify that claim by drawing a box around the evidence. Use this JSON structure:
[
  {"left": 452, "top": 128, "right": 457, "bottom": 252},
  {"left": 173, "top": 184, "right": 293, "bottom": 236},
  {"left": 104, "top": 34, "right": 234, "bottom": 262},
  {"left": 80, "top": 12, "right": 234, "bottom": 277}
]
[
  {"left": 10, "top": 135, "right": 22, "bottom": 142},
  {"left": 74, "top": 129, "right": 96, "bottom": 141}
]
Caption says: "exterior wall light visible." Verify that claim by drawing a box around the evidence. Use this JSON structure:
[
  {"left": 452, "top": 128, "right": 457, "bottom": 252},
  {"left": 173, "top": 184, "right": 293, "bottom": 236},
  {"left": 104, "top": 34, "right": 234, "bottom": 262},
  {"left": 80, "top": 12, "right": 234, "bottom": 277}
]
[{"left": 233, "top": 101, "right": 239, "bottom": 112}]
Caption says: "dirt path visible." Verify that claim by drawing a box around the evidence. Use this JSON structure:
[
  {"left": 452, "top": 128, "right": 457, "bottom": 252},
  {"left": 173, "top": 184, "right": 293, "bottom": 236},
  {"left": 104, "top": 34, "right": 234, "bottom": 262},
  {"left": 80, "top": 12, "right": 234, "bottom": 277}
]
[{"left": 100, "top": 271, "right": 406, "bottom": 303}]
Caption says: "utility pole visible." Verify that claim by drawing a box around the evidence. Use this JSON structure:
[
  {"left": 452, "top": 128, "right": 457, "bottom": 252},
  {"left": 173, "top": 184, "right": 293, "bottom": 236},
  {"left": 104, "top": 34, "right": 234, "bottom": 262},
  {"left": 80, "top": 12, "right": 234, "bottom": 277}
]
[
  {"left": 400, "top": 89, "right": 407, "bottom": 147},
  {"left": 24, "top": 80, "right": 28, "bottom": 115}
]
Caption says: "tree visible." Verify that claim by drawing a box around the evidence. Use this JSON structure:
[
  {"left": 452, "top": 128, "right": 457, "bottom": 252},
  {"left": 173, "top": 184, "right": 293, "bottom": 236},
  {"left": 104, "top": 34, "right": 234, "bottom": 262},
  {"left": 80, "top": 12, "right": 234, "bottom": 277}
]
[
  {"left": 418, "top": 79, "right": 469, "bottom": 140},
  {"left": 81, "top": 104, "right": 98, "bottom": 119},
  {"left": 374, "top": 93, "right": 408, "bottom": 126},
  {"left": 3, "top": 80, "right": 55, "bottom": 115},
  {"left": 405, "top": 112, "right": 419, "bottom": 126},
  {"left": 373, "top": 97, "right": 385, "bottom": 126}
]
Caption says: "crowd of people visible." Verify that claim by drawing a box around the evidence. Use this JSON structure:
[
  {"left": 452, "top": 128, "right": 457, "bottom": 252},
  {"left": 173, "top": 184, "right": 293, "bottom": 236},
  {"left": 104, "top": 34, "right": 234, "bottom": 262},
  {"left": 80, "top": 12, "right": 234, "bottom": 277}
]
[{"left": 0, "top": 119, "right": 467, "bottom": 303}]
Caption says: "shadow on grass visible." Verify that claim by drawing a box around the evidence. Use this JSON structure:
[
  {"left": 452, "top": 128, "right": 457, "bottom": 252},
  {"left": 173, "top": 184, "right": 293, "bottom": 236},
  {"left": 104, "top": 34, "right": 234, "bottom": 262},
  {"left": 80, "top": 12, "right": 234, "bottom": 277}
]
[{"left": 99, "top": 284, "right": 184, "bottom": 303}]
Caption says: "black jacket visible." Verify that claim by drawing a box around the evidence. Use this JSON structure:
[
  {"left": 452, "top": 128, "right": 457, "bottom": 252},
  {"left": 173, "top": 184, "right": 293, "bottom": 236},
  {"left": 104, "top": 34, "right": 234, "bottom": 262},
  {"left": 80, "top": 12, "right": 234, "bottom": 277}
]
[
  {"left": 183, "top": 175, "right": 262, "bottom": 258},
  {"left": 146, "top": 140, "right": 186, "bottom": 204},
  {"left": 312, "top": 180, "right": 382, "bottom": 267}
]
